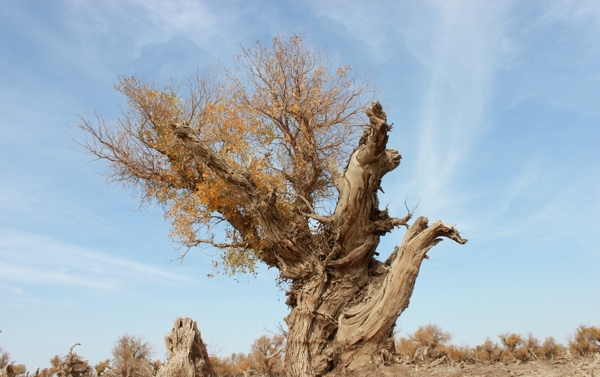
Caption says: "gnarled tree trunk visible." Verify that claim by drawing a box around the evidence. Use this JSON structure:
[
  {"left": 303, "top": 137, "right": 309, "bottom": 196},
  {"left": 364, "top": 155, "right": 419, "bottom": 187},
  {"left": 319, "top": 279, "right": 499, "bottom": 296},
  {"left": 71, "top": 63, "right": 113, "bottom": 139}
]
[{"left": 278, "top": 103, "right": 467, "bottom": 376}]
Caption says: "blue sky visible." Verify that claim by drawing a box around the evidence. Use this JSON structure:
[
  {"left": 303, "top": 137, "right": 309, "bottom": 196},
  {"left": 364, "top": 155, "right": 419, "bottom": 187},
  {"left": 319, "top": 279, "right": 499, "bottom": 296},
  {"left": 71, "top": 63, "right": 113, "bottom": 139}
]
[{"left": 1, "top": 0, "right": 599, "bottom": 371}]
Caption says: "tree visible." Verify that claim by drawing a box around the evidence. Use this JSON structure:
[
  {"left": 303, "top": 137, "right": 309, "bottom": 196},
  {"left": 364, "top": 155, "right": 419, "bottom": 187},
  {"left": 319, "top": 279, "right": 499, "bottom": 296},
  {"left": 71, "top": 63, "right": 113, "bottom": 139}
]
[
  {"left": 248, "top": 334, "right": 285, "bottom": 376},
  {"left": 106, "top": 334, "right": 154, "bottom": 377},
  {"left": 79, "top": 33, "right": 467, "bottom": 376}
]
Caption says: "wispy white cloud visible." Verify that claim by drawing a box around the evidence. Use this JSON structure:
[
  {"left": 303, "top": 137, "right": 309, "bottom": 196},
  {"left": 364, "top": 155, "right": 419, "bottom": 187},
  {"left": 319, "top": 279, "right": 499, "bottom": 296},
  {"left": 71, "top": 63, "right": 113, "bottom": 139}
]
[
  {"left": 0, "top": 264, "right": 120, "bottom": 291},
  {"left": 490, "top": 162, "right": 539, "bottom": 219},
  {"left": 130, "top": 0, "right": 220, "bottom": 35},
  {"left": 0, "top": 180, "right": 118, "bottom": 235},
  {"left": 455, "top": 158, "right": 600, "bottom": 246},
  {"left": 501, "top": 1, "right": 600, "bottom": 116},
  {"left": 0, "top": 1, "right": 233, "bottom": 91},
  {"left": 306, "top": 0, "right": 436, "bottom": 63},
  {"left": 410, "top": 2, "right": 507, "bottom": 213},
  {"left": 61, "top": 0, "right": 244, "bottom": 71},
  {"left": 534, "top": 0, "right": 600, "bottom": 31},
  {"left": 0, "top": 284, "right": 24, "bottom": 295},
  {"left": 0, "top": 230, "right": 197, "bottom": 293}
]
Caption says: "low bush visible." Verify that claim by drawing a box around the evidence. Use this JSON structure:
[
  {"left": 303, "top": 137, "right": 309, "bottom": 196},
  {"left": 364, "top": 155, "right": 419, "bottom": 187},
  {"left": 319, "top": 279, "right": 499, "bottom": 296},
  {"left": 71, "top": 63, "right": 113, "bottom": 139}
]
[
  {"left": 473, "top": 338, "right": 502, "bottom": 363},
  {"left": 395, "top": 324, "right": 452, "bottom": 361},
  {"left": 537, "top": 336, "right": 565, "bottom": 360},
  {"left": 568, "top": 325, "right": 600, "bottom": 356}
]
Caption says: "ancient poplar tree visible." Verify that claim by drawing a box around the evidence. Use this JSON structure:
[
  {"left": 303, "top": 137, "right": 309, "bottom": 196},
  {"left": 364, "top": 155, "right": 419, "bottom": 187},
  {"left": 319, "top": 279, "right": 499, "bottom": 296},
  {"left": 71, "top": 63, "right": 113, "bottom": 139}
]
[{"left": 79, "top": 34, "right": 466, "bottom": 376}]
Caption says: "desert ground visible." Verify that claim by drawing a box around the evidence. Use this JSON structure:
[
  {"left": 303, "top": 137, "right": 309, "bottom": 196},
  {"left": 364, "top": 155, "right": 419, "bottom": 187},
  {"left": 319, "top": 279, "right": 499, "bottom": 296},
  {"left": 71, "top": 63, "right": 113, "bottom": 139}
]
[{"left": 327, "top": 353, "right": 599, "bottom": 377}]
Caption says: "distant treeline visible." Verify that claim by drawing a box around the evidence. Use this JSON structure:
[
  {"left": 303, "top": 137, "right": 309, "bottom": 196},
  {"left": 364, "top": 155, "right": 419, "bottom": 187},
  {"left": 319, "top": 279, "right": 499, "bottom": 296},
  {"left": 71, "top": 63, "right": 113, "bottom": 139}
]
[{"left": 1, "top": 324, "right": 598, "bottom": 376}]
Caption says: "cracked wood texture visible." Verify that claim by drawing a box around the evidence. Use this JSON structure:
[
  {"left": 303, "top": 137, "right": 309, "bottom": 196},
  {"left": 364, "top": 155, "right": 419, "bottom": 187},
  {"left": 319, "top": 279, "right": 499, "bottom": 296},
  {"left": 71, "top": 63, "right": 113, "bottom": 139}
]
[
  {"left": 281, "top": 103, "right": 466, "bottom": 376},
  {"left": 78, "top": 35, "right": 466, "bottom": 377},
  {"left": 156, "top": 317, "right": 216, "bottom": 377}
]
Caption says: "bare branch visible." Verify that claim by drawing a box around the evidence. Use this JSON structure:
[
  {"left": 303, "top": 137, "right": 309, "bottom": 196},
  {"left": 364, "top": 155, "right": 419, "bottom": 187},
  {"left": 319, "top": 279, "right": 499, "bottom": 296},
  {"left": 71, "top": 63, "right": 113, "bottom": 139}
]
[
  {"left": 69, "top": 343, "right": 81, "bottom": 355},
  {"left": 301, "top": 212, "right": 334, "bottom": 224}
]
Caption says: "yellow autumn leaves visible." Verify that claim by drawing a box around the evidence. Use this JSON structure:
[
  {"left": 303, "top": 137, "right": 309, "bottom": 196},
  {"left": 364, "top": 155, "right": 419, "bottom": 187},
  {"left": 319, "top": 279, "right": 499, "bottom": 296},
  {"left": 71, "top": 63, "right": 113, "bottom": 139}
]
[{"left": 81, "top": 33, "right": 374, "bottom": 275}]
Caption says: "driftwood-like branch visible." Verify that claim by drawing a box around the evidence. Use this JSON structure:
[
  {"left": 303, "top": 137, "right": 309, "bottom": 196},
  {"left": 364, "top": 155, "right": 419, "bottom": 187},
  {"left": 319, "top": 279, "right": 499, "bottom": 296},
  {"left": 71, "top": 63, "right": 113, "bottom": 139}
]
[
  {"left": 337, "top": 217, "right": 467, "bottom": 346},
  {"left": 325, "top": 158, "right": 346, "bottom": 194},
  {"left": 266, "top": 347, "right": 285, "bottom": 360}
]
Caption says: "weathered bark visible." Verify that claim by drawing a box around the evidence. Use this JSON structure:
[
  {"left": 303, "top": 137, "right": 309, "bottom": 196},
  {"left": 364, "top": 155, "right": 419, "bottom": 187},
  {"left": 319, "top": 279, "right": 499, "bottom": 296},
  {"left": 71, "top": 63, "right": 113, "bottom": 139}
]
[{"left": 156, "top": 317, "right": 216, "bottom": 377}]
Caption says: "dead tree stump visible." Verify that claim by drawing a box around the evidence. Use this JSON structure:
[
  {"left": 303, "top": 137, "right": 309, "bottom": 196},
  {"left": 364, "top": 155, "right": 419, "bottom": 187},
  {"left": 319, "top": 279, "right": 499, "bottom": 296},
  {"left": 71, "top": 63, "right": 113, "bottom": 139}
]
[
  {"left": 0, "top": 364, "right": 14, "bottom": 377},
  {"left": 156, "top": 317, "right": 216, "bottom": 377}
]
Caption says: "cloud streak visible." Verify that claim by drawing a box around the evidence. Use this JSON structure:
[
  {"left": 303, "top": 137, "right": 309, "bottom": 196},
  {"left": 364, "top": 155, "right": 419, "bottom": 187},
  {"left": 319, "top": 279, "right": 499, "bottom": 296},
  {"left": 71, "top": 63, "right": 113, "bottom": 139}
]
[
  {"left": 0, "top": 230, "right": 197, "bottom": 294},
  {"left": 501, "top": 1, "right": 600, "bottom": 117},
  {"left": 61, "top": 0, "right": 246, "bottom": 71},
  {"left": 412, "top": 2, "right": 507, "bottom": 214}
]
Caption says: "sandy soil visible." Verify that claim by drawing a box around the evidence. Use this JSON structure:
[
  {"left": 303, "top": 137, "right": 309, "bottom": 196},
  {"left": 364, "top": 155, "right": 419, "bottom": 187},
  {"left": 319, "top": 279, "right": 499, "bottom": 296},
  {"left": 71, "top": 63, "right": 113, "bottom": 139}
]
[{"left": 327, "top": 353, "right": 600, "bottom": 377}]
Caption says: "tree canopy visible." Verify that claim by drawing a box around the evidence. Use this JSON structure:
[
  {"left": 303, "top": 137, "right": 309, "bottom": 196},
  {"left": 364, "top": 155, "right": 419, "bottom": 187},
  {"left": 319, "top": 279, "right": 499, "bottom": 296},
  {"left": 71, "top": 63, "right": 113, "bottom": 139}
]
[{"left": 80, "top": 34, "right": 374, "bottom": 276}]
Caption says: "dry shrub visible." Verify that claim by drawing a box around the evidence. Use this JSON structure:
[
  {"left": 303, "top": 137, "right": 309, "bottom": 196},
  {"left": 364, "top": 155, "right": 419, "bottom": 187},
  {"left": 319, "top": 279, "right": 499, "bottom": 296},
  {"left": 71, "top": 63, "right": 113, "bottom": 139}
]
[
  {"left": 0, "top": 347, "right": 10, "bottom": 369},
  {"left": 513, "top": 346, "right": 531, "bottom": 362},
  {"left": 412, "top": 324, "right": 452, "bottom": 349},
  {"left": 0, "top": 347, "right": 28, "bottom": 377},
  {"left": 499, "top": 333, "right": 523, "bottom": 361},
  {"left": 473, "top": 338, "right": 502, "bottom": 363},
  {"left": 208, "top": 355, "right": 228, "bottom": 376},
  {"left": 498, "top": 332, "right": 541, "bottom": 362},
  {"left": 442, "top": 344, "right": 473, "bottom": 363},
  {"left": 395, "top": 336, "right": 418, "bottom": 359},
  {"left": 10, "top": 365, "right": 27, "bottom": 376},
  {"left": 522, "top": 332, "right": 540, "bottom": 360},
  {"left": 211, "top": 334, "right": 284, "bottom": 377},
  {"left": 395, "top": 324, "right": 452, "bottom": 361},
  {"left": 211, "top": 352, "right": 253, "bottom": 377},
  {"left": 54, "top": 347, "right": 93, "bottom": 377},
  {"left": 537, "top": 336, "right": 565, "bottom": 360},
  {"left": 568, "top": 325, "right": 600, "bottom": 356},
  {"left": 95, "top": 359, "right": 111, "bottom": 376}
]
